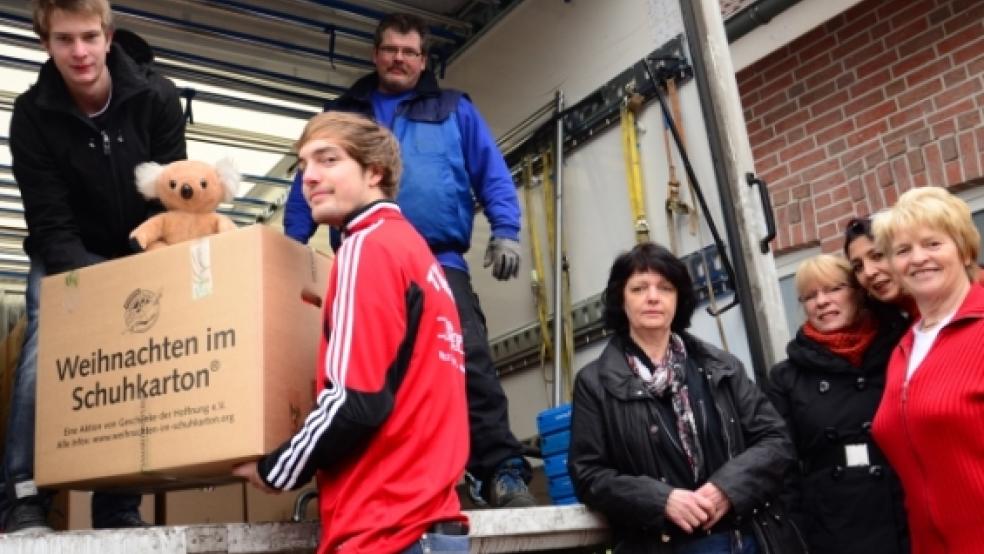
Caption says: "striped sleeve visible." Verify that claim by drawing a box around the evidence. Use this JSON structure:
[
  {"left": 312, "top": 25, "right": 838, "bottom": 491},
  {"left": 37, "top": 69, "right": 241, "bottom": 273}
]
[{"left": 256, "top": 220, "right": 407, "bottom": 490}]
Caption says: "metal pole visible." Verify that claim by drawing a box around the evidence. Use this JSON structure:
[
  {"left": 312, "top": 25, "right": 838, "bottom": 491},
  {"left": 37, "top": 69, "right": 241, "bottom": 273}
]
[
  {"left": 679, "top": 0, "right": 789, "bottom": 377},
  {"left": 552, "top": 90, "right": 565, "bottom": 408}
]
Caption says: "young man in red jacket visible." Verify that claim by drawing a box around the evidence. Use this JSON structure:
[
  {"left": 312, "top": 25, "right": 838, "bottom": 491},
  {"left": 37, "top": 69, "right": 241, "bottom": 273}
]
[{"left": 234, "top": 112, "right": 470, "bottom": 554}]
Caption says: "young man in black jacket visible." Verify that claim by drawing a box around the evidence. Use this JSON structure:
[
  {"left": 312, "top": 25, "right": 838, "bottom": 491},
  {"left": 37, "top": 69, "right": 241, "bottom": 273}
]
[{"left": 2, "top": 0, "right": 186, "bottom": 534}]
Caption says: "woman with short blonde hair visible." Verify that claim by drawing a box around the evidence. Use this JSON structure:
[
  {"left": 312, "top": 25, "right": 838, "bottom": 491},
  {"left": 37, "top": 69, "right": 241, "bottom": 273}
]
[
  {"left": 873, "top": 186, "right": 980, "bottom": 282},
  {"left": 871, "top": 186, "right": 984, "bottom": 553},
  {"left": 765, "top": 254, "right": 909, "bottom": 553}
]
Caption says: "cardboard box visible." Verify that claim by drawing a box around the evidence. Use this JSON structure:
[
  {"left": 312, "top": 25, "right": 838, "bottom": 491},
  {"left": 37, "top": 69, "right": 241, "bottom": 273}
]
[
  {"left": 36, "top": 225, "right": 330, "bottom": 491},
  {"left": 161, "top": 483, "right": 318, "bottom": 525},
  {"left": 54, "top": 485, "right": 319, "bottom": 529}
]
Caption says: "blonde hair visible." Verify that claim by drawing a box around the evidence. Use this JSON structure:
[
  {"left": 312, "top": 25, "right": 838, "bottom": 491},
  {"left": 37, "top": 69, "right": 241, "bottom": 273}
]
[
  {"left": 794, "top": 254, "right": 854, "bottom": 299},
  {"left": 32, "top": 0, "right": 113, "bottom": 40},
  {"left": 872, "top": 186, "right": 979, "bottom": 280},
  {"left": 295, "top": 112, "right": 402, "bottom": 198}
]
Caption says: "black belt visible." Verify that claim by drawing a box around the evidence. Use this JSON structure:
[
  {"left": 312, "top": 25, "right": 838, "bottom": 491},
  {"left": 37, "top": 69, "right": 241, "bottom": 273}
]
[
  {"left": 805, "top": 441, "right": 888, "bottom": 475},
  {"left": 428, "top": 521, "right": 468, "bottom": 536}
]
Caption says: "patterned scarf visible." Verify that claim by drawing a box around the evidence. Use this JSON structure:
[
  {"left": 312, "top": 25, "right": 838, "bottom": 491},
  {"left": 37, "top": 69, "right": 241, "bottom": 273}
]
[
  {"left": 627, "top": 334, "right": 703, "bottom": 481},
  {"left": 801, "top": 311, "right": 879, "bottom": 367}
]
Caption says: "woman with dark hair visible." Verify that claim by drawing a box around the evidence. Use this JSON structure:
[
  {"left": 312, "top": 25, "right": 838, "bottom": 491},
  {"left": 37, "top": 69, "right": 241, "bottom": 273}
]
[
  {"left": 845, "top": 214, "right": 984, "bottom": 315},
  {"left": 844, "top": 216, "right": 904, "bottom": 305},
  {"left": 764, "top": 254, "right": 909, "bottom": 554},
  {"left": 568, "top": 242, "right": 804, "bottom": 554},
  {"left": 844, "top": 216, "right": 916, "bottom": 318}
]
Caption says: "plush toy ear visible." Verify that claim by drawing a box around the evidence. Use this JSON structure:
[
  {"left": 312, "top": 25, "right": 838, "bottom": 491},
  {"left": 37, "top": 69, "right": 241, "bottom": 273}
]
[
  {"left": 214, "top": 157, "right": 240, "bottom": 203},
  {"left": 134, "top": 162, "right": 164, "bottom": 199}
]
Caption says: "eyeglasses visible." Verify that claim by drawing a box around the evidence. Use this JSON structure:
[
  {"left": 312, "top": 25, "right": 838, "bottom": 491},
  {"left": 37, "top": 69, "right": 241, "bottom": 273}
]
[
  {"left": 798, "top": 283, "right": 851, "bottom": 304},
  {"left": 377, "top": 45, "right": 423, "bottom": 59}
]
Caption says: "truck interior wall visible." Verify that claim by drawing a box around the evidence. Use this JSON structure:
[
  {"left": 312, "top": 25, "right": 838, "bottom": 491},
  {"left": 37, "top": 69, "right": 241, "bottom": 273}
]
[{"left": 442, "top": 0, "right": 756, "bottom": 437}]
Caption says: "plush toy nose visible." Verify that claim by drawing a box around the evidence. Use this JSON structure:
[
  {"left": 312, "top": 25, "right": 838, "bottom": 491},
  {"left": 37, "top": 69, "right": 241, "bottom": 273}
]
[{"left": 180, "top": 183, "right": 194, "bottom": 200}]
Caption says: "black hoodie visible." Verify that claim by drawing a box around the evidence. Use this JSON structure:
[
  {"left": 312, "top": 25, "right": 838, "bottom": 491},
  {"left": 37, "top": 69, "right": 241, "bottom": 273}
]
[{"left": 10, "top": 40, "right": 186, "bottom": 274}]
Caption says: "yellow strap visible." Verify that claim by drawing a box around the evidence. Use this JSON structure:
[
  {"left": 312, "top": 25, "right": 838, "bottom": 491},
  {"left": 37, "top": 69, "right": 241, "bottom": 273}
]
[
  {"left": 522, "top": 155, "right": 553, "bottom": 373},
  {"left": 561, "top": 263, "right": 574, "bottom": 402},
  {"left": 620, "top": 99, "right": 650, "bottom": 244}
]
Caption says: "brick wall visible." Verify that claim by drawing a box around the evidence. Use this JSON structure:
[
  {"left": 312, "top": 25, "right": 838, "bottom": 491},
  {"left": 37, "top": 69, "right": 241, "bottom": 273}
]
[{"left": 737, "top": 0, "right": 984, "bottom": 254}]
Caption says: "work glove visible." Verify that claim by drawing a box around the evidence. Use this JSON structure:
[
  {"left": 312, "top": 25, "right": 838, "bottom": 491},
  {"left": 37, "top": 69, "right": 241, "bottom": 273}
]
[{"left": 484, "top": 237, "right": 521, "bottom": 281}]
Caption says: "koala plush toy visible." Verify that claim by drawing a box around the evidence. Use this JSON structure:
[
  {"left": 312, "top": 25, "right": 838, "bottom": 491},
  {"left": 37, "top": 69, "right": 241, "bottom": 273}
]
[{"left": 129, "top": 158, "right": 239, "bottom": 252}]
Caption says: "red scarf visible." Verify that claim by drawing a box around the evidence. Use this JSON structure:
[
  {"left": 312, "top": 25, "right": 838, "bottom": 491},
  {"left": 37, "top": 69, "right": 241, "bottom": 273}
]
[{"left": 802, "top": 312, "right": 879, "bottom": 367}]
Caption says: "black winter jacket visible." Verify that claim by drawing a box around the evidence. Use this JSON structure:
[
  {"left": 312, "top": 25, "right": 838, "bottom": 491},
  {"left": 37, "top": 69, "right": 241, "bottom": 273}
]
[
  {"left": 569, "top": 332, "right": 806, "bottom": 554},
  {"left": 764, "top": 313, "right": 910, "bottom": 554},
  {"left": 10, "top": 43, "right": 186, "bottom": 274}
]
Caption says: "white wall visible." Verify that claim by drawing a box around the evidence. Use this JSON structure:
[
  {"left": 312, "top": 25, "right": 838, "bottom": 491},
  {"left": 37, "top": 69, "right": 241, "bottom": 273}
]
[{"left": 442, "top": 0, "right": 756, "bottom": 438}]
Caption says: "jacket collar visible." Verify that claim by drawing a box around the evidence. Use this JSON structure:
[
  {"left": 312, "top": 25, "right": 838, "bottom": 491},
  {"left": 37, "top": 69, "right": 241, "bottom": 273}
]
[
  {"left": 34, "top": 43, "right": 149, "bottom": 116},
  {"left": 598, "top": 332, "right": 736, "bottom": 400},
  {"left": 340, "top": 69, "right": 443, "bottom": 106},
  {"left": 342, "top": 200, "right": 401, "bottom": 235},
  {"left": 678, "top": 331, "right": 738, "bottom": 385},
  {"left": 786, "top": 329, "right": 858, "bottom": 375},
  {"left": 786, "top": 309, "right": 905, "bottom": 375},
  {"left": 897, "top": 280, "right": 984, "bottom": 356}
]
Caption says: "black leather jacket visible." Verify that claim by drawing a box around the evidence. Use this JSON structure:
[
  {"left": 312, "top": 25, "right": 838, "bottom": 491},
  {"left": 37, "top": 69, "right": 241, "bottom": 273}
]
[{"left": 569, "top": 332, "right": 806, "bottom": 554}]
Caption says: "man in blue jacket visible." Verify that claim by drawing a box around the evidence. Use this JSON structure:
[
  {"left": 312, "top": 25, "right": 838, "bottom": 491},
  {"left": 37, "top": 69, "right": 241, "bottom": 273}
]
[{"left": 283, "top": 13, "right": 533, "bottom": 508}]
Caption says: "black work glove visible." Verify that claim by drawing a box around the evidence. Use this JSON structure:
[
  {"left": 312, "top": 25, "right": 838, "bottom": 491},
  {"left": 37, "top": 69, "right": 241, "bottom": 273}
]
[{"left": 483, "top": 237, "right": 521, "bottom": 281}]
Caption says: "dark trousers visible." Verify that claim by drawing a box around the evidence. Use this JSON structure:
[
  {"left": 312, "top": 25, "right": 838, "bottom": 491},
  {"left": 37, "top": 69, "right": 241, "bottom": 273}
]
[
  {"left": 443, "top": 268, "right": 528, "bottom": 484},
  {"left": 2, "top": 258, "right": 141, "bottom": 527}
]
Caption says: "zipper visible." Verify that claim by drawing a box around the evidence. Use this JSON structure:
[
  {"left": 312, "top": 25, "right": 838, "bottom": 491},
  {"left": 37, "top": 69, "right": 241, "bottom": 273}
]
[
  {"left": 717, "top": 404, "right": 733, "bottom": 458},
  {"left": 900, "top": 370, "right": 946, "bottom": 549},
  {"left": 100, "top": 127, "right": 127, "bottom": 244},
  {"left": 700, "top": 365, "right": 735, "bottom": 458},
  {"left": 651, "top": 404, "right": 685, "bottom": 456},
  {"left": 698, "top": 399, "right": 709, "bottom": 443}
]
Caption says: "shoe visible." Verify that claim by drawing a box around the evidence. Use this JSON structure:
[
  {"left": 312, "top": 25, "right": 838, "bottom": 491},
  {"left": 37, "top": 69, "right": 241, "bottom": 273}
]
[
  {"left": 463, "top": 472, "right": 489, "bottom": 508},
  {"left": 92, "top": 510, "right": 151, "bottom": 530},
  {"left": 5, "top": 497, "right": 53, "bottom": 535},
  {"left": 487, "top": 458, "right": 536, "bottom": 508}
]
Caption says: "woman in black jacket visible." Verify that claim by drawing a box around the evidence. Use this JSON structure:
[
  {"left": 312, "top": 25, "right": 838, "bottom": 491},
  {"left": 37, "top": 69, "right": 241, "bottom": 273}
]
[
  {"left": 569, "top": 243, "right": 804, "bottom": 554},
  {"left": 764, "top": 253, "right": 909, "bottom": 554}
]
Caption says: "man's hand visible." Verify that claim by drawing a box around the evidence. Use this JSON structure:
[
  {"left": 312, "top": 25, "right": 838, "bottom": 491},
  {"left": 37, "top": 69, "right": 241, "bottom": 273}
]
[
  {"left": 665, "top": 488, "right": 714, "bottom": 533},
  {"left": 233, "top": 461, "right": 279, "bottom": 494},
  {"left": 695, "top": 482, "right": 732, "bottom": 530},
  {"left": 483, "top": 237, "right": 521, "bottom": 281}
]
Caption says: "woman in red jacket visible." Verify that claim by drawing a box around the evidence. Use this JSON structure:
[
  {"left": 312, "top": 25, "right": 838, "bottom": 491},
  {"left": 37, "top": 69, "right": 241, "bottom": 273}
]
[{"left": 870, "top": 186, "right": 984, "bottom": 554}]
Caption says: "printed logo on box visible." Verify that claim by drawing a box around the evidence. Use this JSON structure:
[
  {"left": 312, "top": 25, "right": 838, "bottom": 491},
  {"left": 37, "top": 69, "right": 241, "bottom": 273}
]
[{"left": 123, "top": 289, "right": 162, "bottom": 333}]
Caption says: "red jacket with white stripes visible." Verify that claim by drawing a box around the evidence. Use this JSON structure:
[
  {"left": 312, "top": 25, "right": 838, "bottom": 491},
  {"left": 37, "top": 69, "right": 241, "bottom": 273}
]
[
  {"left": 257, "top": 201, "right": 469, "bottom": 553},
  {"left": 872, "top": 281, "right": 984, "bottom": 554}
]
